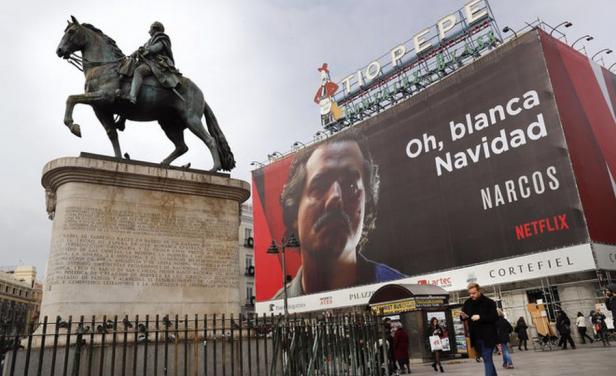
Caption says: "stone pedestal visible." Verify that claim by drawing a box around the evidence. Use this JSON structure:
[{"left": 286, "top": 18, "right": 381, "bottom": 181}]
[{"left": 40, "top": 154, "right": 250, "bottom": 319}]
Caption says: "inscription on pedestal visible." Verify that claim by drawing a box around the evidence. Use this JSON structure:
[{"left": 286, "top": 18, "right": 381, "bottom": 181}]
[{"left": 47, "top": 206, "right": 238, "bottom": 289}]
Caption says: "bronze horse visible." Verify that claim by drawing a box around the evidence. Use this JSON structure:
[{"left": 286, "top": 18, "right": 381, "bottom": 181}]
[{"left": 56, "top": 16, "right": 235, "bottom": 171}]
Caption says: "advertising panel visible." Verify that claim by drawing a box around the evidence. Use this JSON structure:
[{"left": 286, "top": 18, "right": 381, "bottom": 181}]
[
  {"left": 253, "top": 31, "right": 590, "bottom": 308},
  {"left": 539, "top": 31, "right": 616, "bottom": 245}
]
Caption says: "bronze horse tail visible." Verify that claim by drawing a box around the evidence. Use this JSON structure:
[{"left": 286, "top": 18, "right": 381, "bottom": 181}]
[{"left": 203, "top": 101, "right": 236, "bottom": 171}]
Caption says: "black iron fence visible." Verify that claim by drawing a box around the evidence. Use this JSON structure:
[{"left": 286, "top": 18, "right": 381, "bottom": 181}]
[{"left": 1, "top": 312, "right": 387, "bottom": 376}]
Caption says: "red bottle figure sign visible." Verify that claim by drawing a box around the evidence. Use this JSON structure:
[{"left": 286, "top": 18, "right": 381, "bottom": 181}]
[{"left": 314, "top": 63, "right": 343, "bottom": 126}]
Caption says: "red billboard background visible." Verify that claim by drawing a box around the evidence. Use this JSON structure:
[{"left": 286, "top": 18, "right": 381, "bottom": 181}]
[{"left": 540, "top": 31, "right": 616, "bottom": 244}]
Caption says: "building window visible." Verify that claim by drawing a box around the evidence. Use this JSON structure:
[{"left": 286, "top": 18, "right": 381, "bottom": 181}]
[
  {"left": 245, "top": 255, "right": 254, "bottom": 276},
  {"left": 246, "top": 286, "right": 253, "bottom": 299},
  {"left": 244, "top": 228, "right": 253, "bottom": 248}
]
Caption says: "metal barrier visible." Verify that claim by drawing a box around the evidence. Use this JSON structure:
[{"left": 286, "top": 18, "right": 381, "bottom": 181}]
[{"left": 1, "top": 312, "right": 386, "bottom": 376}]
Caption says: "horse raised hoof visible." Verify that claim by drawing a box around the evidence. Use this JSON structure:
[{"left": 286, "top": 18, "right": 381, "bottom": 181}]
[{"left": 69, "top": 123, "right": 82, "bottom": 138}]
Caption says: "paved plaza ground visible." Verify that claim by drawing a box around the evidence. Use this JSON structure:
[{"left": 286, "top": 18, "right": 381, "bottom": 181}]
[{"left": 409, "top": 343, "right": 615, "bottom": 375}]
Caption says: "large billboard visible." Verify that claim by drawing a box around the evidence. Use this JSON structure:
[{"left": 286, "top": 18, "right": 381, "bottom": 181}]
[
  {"left": 539, "top": 31, "right": 616, "bottom": 270},
  {"left": 253, "top": 31, "right": 592, "bottom": 309}
]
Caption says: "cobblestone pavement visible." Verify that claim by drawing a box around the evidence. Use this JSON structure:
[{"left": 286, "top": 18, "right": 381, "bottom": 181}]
[{"left": 407, "top": 343, "right": 615, "bottom": 375}]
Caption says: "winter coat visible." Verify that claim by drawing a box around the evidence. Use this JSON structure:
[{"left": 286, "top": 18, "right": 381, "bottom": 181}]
[
  {"left": 514, "top": 321, "right": 529, "bottom": 340},
  {"left": 556, "top": 315, "right": 571, "bottom": 335},
  {"left": 592, "top": 313, "right": 608, "bottom": 331},
  {"left": 462, "top": 294, "right": 498, "bottom": 348},
  {"left": 393, "top": 328, "right": 410, "bottom": 361},
  {"left": 606, "top": 296, "right": 616, "bottom": 314},
  {"left": 495, "top": 317, "right": 513, "bottom": 344}
]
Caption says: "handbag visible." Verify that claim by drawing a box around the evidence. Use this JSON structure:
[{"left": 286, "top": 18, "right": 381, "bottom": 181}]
[{"left": 429, "top": 335, "right": 443, "bottom": 351}]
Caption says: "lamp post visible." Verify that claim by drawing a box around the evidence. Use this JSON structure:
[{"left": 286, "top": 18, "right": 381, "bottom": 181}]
[
  {"left": 549, "top": 21, "right": 572, "bottom": 36},
  {"left": 571, "top": 35, "right": 593, "bottom": 49},
  {"left": 292, "top": 141, "right": 306, "bottom": 150},
  {"left": 592, "top": 48, "right": 613, "bottom": 62},
  {"left": 502, "top": 26, "right": 517, "bottom": 39},
  {"left": 267, "top": 233, "right": 300, "bottom": 317}
]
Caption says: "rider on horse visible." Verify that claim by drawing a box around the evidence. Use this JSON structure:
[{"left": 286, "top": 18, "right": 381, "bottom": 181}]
[{"left": 119, "top": 21, "right": 181, "bottom": 104}]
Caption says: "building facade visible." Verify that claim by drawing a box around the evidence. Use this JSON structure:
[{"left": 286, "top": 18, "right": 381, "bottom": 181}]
[
  {"left": 0, "top": 266, "right": 40, "bottom": 333},
  {"left": 238, "top": 203, "right": 255, "bottom": 316},
  {"left": 252, "top": 27, "right": 616, "bottom": 342}
]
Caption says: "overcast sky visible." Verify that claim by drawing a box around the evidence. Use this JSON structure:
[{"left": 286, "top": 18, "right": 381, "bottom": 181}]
[{"left": 0, "top": 0, "right": 614, "bottom": 278}]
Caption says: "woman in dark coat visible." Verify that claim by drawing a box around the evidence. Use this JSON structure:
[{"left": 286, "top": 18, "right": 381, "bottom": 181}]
[
  {"left": 427, "top": 317, "right": 445, "bottom": 373},
  {"left": 495, "top": 309, "right": 514, "bottom": 369},
  {"left": 591, "top": 308, "right": 611, "bottom": 346},
  {"left": 556, "top": 311, "right": 576, "bottom": 349},
  {"left": 514, "top": 317, "right": 529, "bottom": 350},
  {"left": 393, "top": 323, "right": 410, "bottom": 374}
]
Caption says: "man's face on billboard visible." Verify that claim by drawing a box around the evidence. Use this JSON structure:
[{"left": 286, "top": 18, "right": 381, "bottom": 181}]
[{"left": 296, "top": 141, "right": 366, "bottom": 259}]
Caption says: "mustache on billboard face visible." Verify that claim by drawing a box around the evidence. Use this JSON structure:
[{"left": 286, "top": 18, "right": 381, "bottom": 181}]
[{"left": 313, "top": 209, "right": 351, "bottom": 233}]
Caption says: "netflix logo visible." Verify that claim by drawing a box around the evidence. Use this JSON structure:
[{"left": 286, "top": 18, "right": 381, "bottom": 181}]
[{"left": 515, "top": 213, "right": 569, "bottom": 240}]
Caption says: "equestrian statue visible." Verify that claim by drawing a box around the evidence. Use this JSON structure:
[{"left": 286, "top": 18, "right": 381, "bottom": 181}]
[{"left": 56, "top": 16, "right": 235, "bottom": 172}]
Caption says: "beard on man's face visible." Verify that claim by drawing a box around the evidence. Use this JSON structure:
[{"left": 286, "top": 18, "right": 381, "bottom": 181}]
[{"left": 302, "top": 208, "right": 356, "bottom": 259}]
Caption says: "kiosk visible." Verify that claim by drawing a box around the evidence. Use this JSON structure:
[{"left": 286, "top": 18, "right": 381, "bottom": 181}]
[{"left": 368, "top": 284, "right": 466, "bottom": 361}]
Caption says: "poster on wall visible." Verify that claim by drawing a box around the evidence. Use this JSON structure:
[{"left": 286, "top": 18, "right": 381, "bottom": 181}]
[
  {"left": 253, "top": 31, "right": 591, "bottom": 309},
  {"left": 427, "top": 311, "right": 451, "bottom": 352},
  {"left": 451, "top": 307, "right": 468, "bottom": 353}
]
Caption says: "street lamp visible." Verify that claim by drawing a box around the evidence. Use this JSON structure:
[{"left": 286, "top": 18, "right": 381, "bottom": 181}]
[
  {"left": 314, "top": 130, "right": 328, "bottom": 141},
  {"left": 571, "top": 35, "right": 593, "bottom": 49},
  {"left": 549, "top": 21, "right": 572, "bottom": 36},
  {"left": 267, "top": 151, "right": 283, "bottom": 161},
  {"left": 502, "top": 26, "right": 517, "bottom": 39},
  {"left": 292, "top": 141, "right": 306, "bottom": 149},
  {"left": 250, "top": 161, "right": 264, "bottom": 168},
  {"left": 267, "top": 233, "right": 300, "bottom": 317},
  {"left": 592, "top": 48, "right": 613, "bottom": 61}
]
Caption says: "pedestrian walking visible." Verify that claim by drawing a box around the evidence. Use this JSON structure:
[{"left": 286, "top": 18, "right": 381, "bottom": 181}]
[
  {"left": 427, "top": 317, "right": 445, "bottom": 373},
  {"left": 556, "top": 311, "right": 576, "bottom": 350},
  {"left": 393, "top": 322, "right": 411, "bottom": 374},
  {"left": 381, "top": 318, "right": 396, "bottom": 375},
  {"left": 461, "top": 282, "right": 499, "bottom": 376},
  {"left": 605, "top": 285, "right": 616, "bottom": 329},
  {"left": 514, "top": 317, "right": 529, "bottom": 351},
  {"left": 591, "top": 306, "right": 611, "bottom": 347},
  {"left": 495, "top": 309, "right": 514, "bottom": 369},
  {"left": 575, "top": 312, "right": 594, "bottom": 344}
]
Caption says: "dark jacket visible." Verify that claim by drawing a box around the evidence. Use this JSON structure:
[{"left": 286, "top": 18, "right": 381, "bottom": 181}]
[
  {"left": 591, "top": 312, "right": 608, "bottom": 331},
  {"left": 495, "top": 317, "right": 513, "bottom": 344},
  {"left": 393, "top": 328, "right": 410, "bottom": 361},
  {"left": 606, "top": 295, "right": 616, "bottom": 314},
  {"left": 514, "top": 321, "right": 529, "bottom": 340},
  {"left": 462, "top": 294, "right": 498, "bottom": 348},
  {"left": 140, "top": 32, "right": 180, "bottom": 88},
  {"left": 556, "top": 315, "right": 571, "bottom": 335},
  {"left": 273, "top": 253, "right": 406, "bottom": 299}
]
